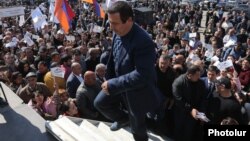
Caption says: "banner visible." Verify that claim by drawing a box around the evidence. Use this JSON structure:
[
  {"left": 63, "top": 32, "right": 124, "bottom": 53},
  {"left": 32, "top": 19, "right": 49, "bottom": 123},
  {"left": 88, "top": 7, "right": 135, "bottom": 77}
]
[{"left": 0, "top": 7, "right": 25, "bottom": 18}]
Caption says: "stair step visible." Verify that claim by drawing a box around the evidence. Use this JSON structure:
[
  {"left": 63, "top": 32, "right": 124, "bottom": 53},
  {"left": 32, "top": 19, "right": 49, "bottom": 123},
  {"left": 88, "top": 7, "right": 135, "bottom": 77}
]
[
  {"left": 79, "top": 120, "right": 112, "bottom": 141},
  {"left": 46, "top": 116, "right": 96, "bottom": 141},
  {"left": 98, "top": 122, "right": 134, "bottom": 141}
]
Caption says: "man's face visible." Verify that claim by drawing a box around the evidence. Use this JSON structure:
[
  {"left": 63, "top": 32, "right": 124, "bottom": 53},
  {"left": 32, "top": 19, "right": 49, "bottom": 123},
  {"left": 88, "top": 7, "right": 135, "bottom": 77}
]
[
  {"left": 4, "top": 54, "right": 14, "bottom": 64},
  {"left": 159, "top": 57, "right": 169, "bottom": 73},
  {"left": 207, "top": 71, "right": 217, "bottom": 82},
  {"left": 73, "top": 64, "right": 82, "bottom": 75},
  {"left": 96, "top": 68, "right": 106, "bottom": 78},
  {"left": 27, "top": 77, "right": 37, "bottom": 87},
  {"left": 188, "top": 71, "right": 201, "bottom": 82},
  {"left": 108, "top": 13, "right": 130, "bottom": 36}
]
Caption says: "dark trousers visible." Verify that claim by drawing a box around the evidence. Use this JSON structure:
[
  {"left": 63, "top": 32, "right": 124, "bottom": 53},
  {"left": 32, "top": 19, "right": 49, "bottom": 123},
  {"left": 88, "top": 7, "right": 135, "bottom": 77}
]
[
  {"left": 94, "top": 90, "right": 148, "bottom": 141},
  {"left": 174, "top": 108, "right": 203, "bottom": 141}
]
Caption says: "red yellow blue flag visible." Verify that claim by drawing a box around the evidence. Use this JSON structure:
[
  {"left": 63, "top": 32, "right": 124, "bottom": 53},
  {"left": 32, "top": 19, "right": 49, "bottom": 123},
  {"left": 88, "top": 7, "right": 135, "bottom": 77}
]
[{"left": 54, "top": 0, "right": 75, "bottom": 33}]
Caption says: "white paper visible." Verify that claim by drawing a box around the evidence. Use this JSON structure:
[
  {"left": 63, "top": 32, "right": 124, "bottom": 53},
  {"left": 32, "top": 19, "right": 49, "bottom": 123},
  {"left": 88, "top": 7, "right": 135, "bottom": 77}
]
[
  {"left": 213, "top": 61, "right": 220, "bottom": 67},
  {"left": 66, "top": 35, "right": 75, "bottom": 41},
  {"left": 189, "top": 32, "right": 197, "bottom": 38},
  {"left": 196, "top": 112, "right": 210, "bottom": 122},
  {"left": 224, "top": 39, "right": 235, "bottom": 47},
  {"left": 25, "top": 32, "right": 32, "bottom": 37},
  {"left": 93, "top": 25, "right": 103, "bottom": 33},
  {"left": 51, "top": 67, "right": 65, "bottom": 78},
  {"left": 216, "top": 60, "right": 234, "bottom": 71},
  {"left": 5, "top": 42, "right": 17, "bottom": 48},
  {"left": 205, "top": 44, "right": 212, "bottom": 50},
  {"left": 77, "top": 28, "right": 83, "bottom": 34},
  {"left": 189, "top": 53, "right": 200, "bottom": 62},
  {"left": 12, "top": 37, "right": 19, "bottom": 42},
  {"left": 211, "top": 56, "right": 219, "bottom": 62},
  {"left": 205, "top": 50, "right": 214, "bottom": 58},
  {"left": 32, "top": 34, "right": 40, "bottom": 40},
  {"left": 24, "top": 35, "right": 34, "bottom": 46},
  {"left": 3, "top": 23, "right": 8, "bottom": 27},
  {"left": 189, "top": 40, "right": 195, "bottom": 47},
  {"left": 19, "top": 15, "right": 25, "bottom": 27}
]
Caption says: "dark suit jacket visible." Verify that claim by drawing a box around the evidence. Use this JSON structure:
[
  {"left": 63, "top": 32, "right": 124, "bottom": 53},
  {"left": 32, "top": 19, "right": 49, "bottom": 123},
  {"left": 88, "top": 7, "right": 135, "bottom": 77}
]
[
  {"left": 66, "top": 73, "right": 82, "bottom": 98},
  {"left": 201, "top": 77, "right": 215, "bottom": 99},
  {"left": 106, "top": 23, "right": 160, "bottom": 115}
]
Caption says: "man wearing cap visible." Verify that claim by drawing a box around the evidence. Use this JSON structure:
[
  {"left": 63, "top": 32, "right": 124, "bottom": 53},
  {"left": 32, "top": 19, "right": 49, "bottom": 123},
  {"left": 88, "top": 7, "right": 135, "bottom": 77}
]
[
  {"left": 34, "top": 46, "right": 50, "bottom": 69},
  {"left": 53, "top": 29, "right": 64, "bottom": 46},
  {"left": 17, "top": 72, "right": 52, "bottom": 104},
  {"left": 207, "top": 77, "right": 244, "bottom": 124}
]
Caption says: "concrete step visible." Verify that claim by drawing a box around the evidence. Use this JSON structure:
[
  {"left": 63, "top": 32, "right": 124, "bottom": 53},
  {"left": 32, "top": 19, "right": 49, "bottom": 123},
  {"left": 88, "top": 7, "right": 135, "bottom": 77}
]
[
  {"left": 46, "top": 116, "right": 171, "bottom": 141},
  {"left": 46, "top": 116, "right": 97, "bottom": 141},
  {"left": 79, "top": 120, "right": 113, "bottom": 141},
  {"left": 98, "top": 122, "right": 134, "bottom": 141}
]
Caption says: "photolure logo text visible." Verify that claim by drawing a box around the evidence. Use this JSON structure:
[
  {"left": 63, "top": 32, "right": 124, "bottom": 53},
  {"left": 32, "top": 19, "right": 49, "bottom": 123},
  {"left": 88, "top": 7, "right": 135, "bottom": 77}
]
[{"left": 208, "top": 129, "right": 247, "bottom": 136}]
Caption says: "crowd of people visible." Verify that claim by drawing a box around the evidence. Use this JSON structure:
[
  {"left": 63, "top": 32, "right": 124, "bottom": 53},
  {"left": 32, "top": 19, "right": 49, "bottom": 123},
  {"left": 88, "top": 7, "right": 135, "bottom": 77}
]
[{"left": 0, "top": 0, "right": 250, "bottom": 141}]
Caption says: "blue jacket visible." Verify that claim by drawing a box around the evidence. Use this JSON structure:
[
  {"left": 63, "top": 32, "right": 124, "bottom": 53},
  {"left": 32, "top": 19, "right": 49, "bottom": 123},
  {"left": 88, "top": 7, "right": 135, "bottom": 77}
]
[{"left": 106, "top": 23, "right": 161, "bottom": 114}]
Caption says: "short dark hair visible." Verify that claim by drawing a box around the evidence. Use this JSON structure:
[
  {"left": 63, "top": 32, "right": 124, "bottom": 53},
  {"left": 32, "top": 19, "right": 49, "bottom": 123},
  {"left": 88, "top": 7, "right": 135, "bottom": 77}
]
[
  {"left": 207, "top": 65, "right": 219, "bottom": 74},
  {"left": 186, "top": 65, "right": 200, "bottom": 75},
  {"left": 107, "top": 1, "right": 134, "bottom": 23}
]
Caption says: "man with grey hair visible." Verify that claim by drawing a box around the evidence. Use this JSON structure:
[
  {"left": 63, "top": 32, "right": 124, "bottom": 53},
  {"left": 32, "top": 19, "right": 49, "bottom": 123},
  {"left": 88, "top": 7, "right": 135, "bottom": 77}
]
[
  {"left": 66, "top": 62, "right": 83, "bottom": 98},
  {"left": 95, "top": 63, "right": 106, "bottom": 87}
]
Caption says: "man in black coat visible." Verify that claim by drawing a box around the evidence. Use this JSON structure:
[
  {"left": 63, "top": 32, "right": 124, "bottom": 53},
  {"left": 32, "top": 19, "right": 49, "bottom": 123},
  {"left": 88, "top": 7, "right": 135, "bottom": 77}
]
[{"left": 172, "top": 65, "right": 206, "bottom": 141}]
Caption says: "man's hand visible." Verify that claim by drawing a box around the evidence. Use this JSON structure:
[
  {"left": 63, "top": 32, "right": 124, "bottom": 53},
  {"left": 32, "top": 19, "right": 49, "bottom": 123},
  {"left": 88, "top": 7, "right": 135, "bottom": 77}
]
[
  {"left": 101, "top": 81, "right": 110, "bottom": 95},
  {"left": 191, "top": 108, "right": 198, "bottom": 120}
]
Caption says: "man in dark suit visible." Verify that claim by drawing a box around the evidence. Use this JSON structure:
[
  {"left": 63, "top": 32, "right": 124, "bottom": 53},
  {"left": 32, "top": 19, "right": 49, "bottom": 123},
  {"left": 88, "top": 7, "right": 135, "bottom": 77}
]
[
  {"left": 94, "top": 1, "right": 160, "bottom": 141},
  {"left": 201, "top": 65, "right": 219, "bottom": 99},
  {"left": 66, "top": 62, "right": 83, "bottom": 98}
]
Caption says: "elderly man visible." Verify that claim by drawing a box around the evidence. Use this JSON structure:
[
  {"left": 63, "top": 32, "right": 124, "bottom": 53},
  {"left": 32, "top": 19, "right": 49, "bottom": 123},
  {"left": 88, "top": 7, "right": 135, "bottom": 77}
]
[
  {"left": 66, "top": 62, "right": 83, "bottom": 98},
  {"left": 17, "top": 72, "right": 51, "bottom": 104},
  {"left": 76, "top": 71, "right": 101, "bottom": 120},
  {"left": 95, "top": 63, "right": 106, "bottom": 87}
]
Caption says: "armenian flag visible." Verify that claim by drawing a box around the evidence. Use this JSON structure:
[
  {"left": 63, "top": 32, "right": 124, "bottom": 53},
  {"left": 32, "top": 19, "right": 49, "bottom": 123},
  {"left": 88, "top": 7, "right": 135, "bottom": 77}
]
[
  {"left": 82, "top": 0, "right": 105, "bottom": 19},
  {"left": 54, "top": 0, "right": 75, "bottom": 33}
]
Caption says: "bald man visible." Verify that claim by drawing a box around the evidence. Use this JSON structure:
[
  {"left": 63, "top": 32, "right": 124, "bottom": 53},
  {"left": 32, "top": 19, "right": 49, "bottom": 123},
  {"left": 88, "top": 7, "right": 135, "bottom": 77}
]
[{"left": 75, "top": 71, "right": 102, "bottom": 119}]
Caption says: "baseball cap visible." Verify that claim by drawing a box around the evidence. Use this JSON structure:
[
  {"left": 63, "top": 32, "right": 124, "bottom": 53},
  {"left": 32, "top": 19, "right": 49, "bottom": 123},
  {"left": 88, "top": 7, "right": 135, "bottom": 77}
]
[
  {"left": 25, "top": 72, "right": 37, "bottom": 79},
  {"left": 215, "top": 77, "right": 231, "bottom": 89}
]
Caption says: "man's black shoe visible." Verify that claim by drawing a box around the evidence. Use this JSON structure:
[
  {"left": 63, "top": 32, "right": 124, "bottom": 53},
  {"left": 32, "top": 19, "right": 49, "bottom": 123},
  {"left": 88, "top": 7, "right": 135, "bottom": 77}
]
[{"left": 110, "top": 120, "right": 129, "bottom": 131}]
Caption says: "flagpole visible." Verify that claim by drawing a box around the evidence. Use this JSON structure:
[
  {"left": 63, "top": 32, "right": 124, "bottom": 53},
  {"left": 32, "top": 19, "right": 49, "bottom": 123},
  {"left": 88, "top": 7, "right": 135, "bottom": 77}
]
[
  {"left": 78, "top": 0, "right": 83, "bottom": 30},
  {"left": 100, "top": 4, "right": 106, "bottom": 41},
  {"left": 20, "top": 14, "right": 31, "bottom": 27}
]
